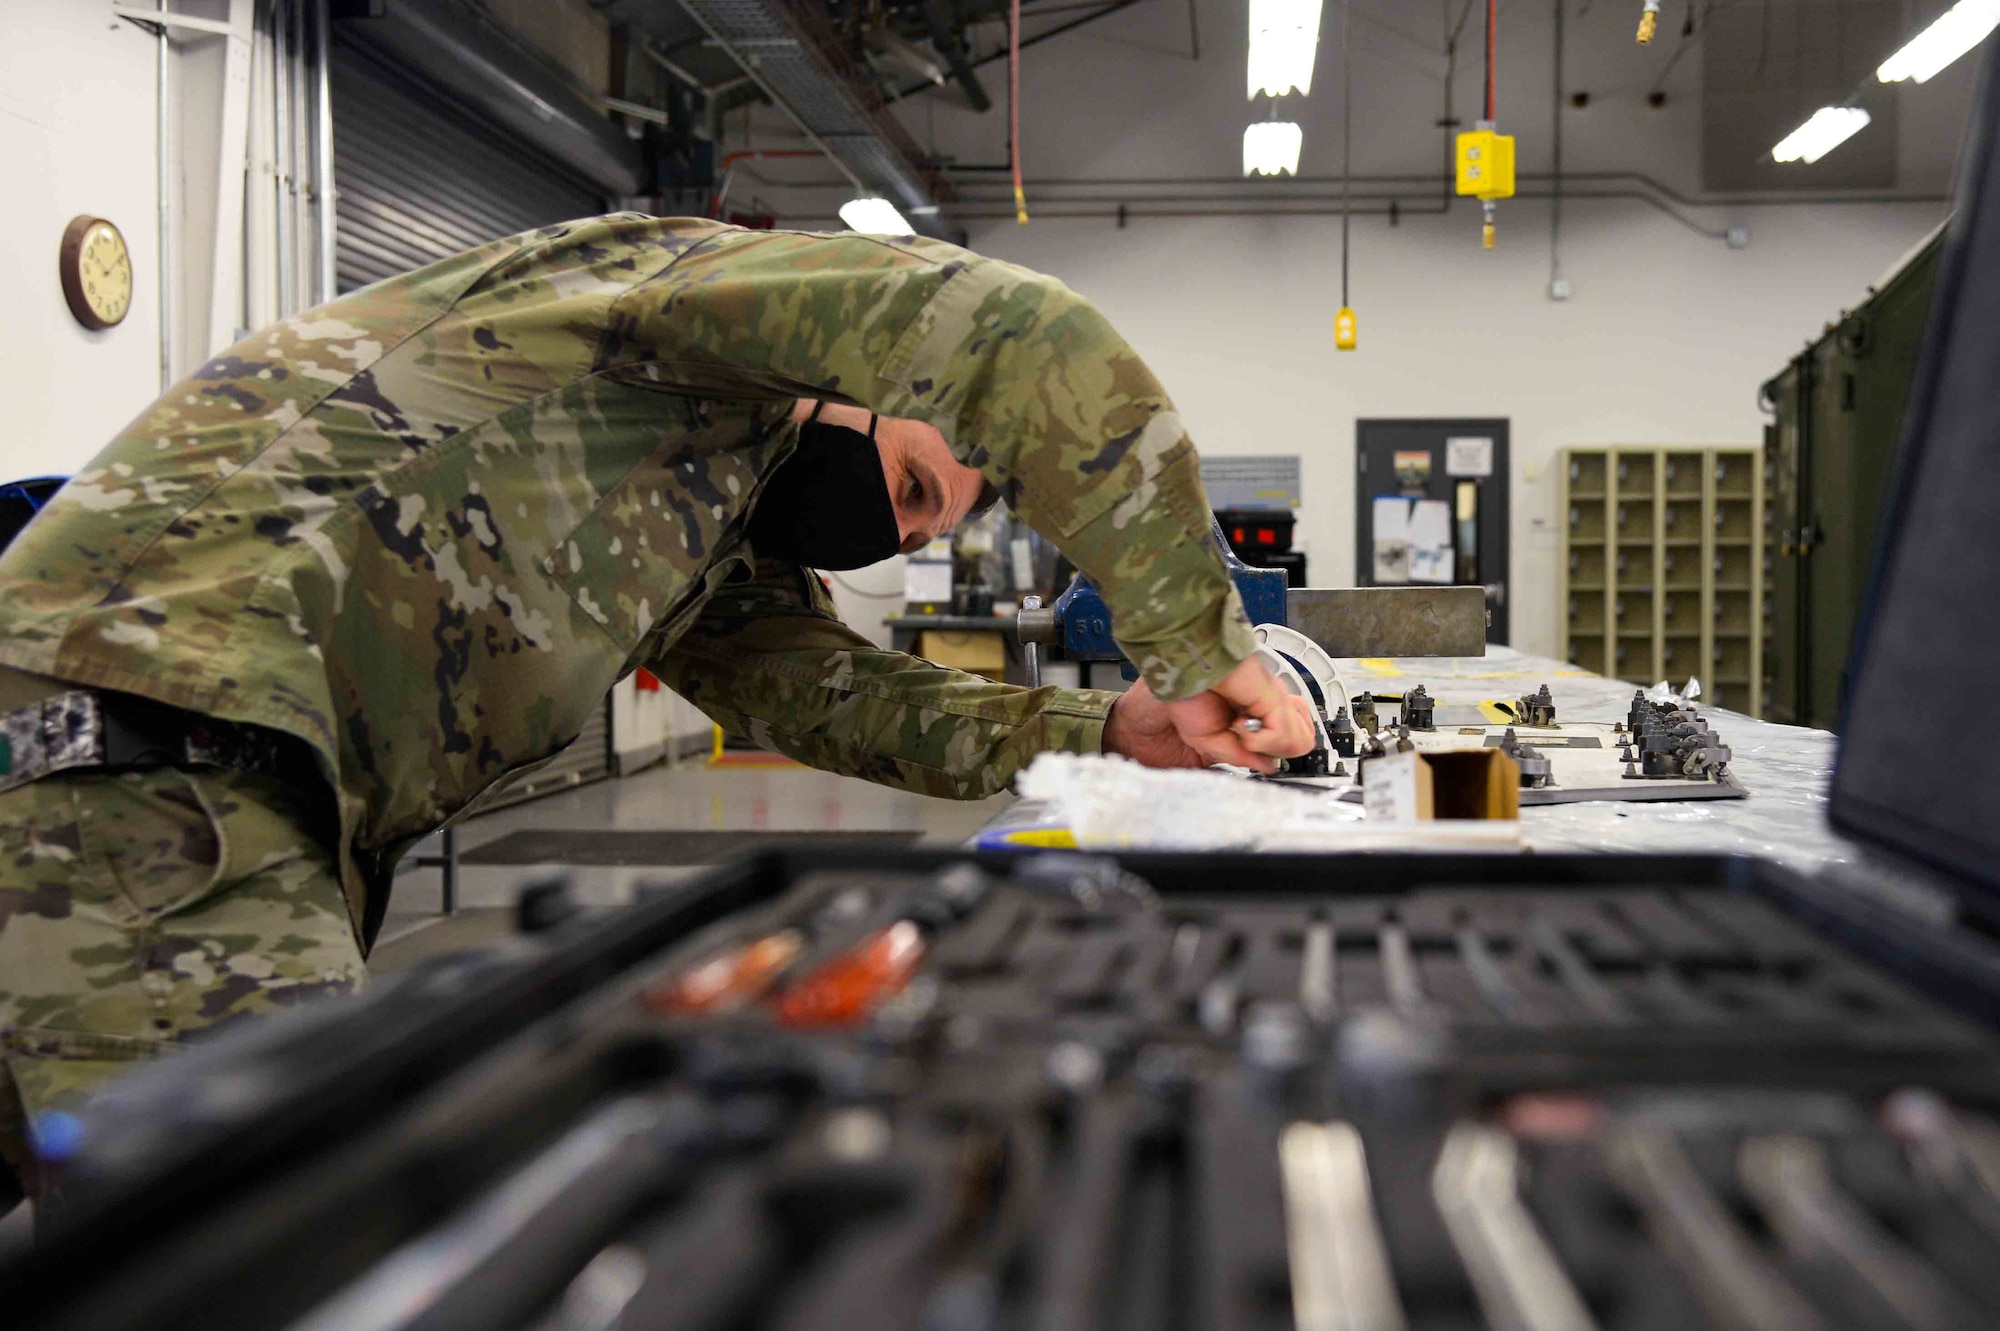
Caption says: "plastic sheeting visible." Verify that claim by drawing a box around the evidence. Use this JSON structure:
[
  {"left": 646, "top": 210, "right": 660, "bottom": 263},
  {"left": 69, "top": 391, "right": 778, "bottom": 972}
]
[
  {"left": 997, "top": 647, "right": 1855, "bottom": 870},
  {"left": 1016, "top": 753, "right": 1360, "bottom": 851}
]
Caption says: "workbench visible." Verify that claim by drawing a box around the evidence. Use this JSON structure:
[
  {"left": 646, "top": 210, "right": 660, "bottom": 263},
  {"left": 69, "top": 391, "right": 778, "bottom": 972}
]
[
  {"left": 885, "top": 614, "right": 1021, "bottom": 683},
  {"left": 981, "top": 645, "right": 1854, "bottom": 870}
]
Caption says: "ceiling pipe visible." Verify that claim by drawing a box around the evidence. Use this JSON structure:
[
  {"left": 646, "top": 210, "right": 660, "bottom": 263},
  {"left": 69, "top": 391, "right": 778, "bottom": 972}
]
[
  {"left": 936, "top": 169, "right": 1937, "bottom": 204},
  {"left": 767, "top": 181, "right": 1943, "bottom": 243},
  {"left": 747, "top": 165, "right": 1942, "bottom": 216},
  {"left": 331, "top": 0, "right": 647, "bottom": 195}
]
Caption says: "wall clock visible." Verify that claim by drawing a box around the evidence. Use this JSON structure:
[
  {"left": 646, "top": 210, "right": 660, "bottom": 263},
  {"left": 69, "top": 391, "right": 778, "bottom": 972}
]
[{"left": 60, "top": 215, "right": 133, "bottom": 331}]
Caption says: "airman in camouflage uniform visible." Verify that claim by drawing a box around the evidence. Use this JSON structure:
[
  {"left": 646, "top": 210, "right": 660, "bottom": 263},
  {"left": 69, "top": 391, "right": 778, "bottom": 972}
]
[{"left": 0, "top": 215, "right": 1307, "bottom": 1191}]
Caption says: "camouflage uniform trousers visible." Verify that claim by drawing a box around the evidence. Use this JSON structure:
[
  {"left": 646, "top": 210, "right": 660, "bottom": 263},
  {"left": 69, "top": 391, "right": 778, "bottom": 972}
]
[{"left": 0, "top": 766, "right": 363, "bottom": 1187}]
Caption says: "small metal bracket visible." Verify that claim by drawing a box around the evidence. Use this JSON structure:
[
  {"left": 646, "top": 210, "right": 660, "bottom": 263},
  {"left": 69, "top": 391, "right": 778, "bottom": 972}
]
[
  {"left": 113, "top": 5, "right": 238, "bottom": 37},
  {"left": 601, "top": 96, "right": 672, "bottom": 127}
]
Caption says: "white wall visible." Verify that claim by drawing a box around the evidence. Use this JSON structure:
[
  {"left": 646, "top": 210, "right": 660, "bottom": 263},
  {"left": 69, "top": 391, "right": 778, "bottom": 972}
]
[
  {"left": 823, "top": 561, "right": 907, "bottom": 650},
  {"left": 961, "top": 196, "right": 1942, "bottom": 657},
  {"left": 3, "top": 1, "right": 1964, "bottom": 672},
  {"left": 722, "top": 0, "right": 1965, "bottom": 660},
  {"left": 0, "top": 2, "right": 166, "bottom": 480}
]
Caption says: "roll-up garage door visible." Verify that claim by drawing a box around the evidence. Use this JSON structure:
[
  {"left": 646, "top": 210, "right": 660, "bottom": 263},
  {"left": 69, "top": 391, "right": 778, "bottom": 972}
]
[
  {"left": 330, "top": 42, "right": 605, "bottom": 294},
  {"left": 331, "top": 39, "right": 611, "bottom": 807}
]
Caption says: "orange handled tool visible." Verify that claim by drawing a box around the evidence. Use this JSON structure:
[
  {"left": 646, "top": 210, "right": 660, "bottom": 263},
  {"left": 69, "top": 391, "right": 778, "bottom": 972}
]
[
  {"left": 645, "top": 929, "right": 804, "bottom": 1015},
  {"left": 772, "top": 921, "right": 928, "bottom": 1029}
]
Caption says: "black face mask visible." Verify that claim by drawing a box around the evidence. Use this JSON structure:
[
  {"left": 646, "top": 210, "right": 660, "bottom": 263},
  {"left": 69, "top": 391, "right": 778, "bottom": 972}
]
[{"left": 746, "top": 409, "right": 903, "bottom": 570}]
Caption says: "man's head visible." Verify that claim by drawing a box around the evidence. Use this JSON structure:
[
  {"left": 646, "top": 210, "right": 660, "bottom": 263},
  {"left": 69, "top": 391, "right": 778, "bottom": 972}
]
[{"left": 793, "top": 400, "right": 997, "bottom": 553}]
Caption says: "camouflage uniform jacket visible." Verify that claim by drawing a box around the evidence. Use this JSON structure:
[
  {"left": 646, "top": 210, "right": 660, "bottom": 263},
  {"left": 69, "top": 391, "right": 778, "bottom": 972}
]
[{"left": 0, "top": 215, "right": 1255, "bottom": 932}]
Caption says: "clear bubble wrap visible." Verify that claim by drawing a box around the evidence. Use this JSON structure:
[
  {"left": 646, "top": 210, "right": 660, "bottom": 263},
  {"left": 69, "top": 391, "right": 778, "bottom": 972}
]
[
  {"left": 1006, "top": 647, "right": 1855, "bottom": 871},
  {"left": 1015, "top": 752, "right": 1363, "bottom": 852}
]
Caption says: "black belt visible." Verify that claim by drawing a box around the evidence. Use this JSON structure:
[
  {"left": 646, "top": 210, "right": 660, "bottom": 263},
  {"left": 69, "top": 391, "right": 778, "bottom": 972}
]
[{"left": 0, "top": 688, "right": 317, "bottom": 797}]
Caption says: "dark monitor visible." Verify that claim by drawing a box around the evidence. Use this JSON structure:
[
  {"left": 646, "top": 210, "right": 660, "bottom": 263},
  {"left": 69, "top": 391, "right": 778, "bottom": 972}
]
[{"left": 1831, "top": 40, "right": 2000, "bottom": 908}]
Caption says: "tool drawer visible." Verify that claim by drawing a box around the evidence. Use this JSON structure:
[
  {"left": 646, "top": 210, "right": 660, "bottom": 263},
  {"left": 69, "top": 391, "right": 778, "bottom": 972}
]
[{"left": 12, "top": 850, "right": 2000, "bottom": 1331}]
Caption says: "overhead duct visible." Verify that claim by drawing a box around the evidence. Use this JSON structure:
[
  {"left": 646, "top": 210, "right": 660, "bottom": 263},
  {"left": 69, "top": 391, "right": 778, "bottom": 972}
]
[
  {"left": 332, "top": 0, "right": 647, "bottom": 196},
  {"left": 671, "top": 0, "right": 955, "bottom": 237}
]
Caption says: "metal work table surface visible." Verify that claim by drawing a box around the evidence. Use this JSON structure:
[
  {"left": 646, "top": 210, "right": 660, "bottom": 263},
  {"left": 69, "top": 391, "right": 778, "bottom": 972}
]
[{"left": 984, "top": 646, "right": 1855, "bottom": 871}]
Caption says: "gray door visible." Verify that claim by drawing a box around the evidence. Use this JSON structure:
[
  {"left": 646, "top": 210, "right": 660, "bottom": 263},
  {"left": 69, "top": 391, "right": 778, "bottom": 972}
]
[{"left": 1355, "top": 419, "right": 1510, "bottom": 645}]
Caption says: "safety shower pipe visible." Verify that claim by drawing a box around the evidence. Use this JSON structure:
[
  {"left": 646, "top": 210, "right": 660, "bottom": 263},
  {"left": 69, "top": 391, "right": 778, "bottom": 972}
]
[
  {"left": 157, "top": 0, "right": 174, "bottom": 389},
  {"left": 274, "top": 0, "right": 295, "bottom": 318},
  {"left": 314, "top": 0, "right": 336, "bottom": 303}
]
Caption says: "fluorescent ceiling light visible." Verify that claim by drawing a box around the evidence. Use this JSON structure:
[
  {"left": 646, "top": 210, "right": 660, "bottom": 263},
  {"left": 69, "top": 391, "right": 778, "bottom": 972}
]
[
  {"left": 1770, "top": 106, "right": 1872, "bottom": 164},
  {"left": 1244, "top": 121, "right": 1304, "bottom": 176},
  {"left": 1878, "top": 0, "right": 2000, "bottom": 84},
  {"left": 1247, "top": 0, "right": 1323, "bottom": 97},
  {"left": 838, "top": 197, "right": 915, "bottom": 235}
]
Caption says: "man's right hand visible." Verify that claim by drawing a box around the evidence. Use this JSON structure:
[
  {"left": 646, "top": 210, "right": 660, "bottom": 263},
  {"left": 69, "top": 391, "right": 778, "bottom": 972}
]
[{"left": 1103, "top": 656, "right": 1317, "bottom": 775}]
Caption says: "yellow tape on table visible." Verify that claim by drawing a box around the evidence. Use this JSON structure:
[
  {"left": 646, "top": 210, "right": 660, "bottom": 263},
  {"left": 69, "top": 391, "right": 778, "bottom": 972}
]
[
  {"left": 1000, "top": 828, "right": 1076, "bottom": 848},
  {"left": 973, "top": 826, "right": 1079, "bottom": 851}
]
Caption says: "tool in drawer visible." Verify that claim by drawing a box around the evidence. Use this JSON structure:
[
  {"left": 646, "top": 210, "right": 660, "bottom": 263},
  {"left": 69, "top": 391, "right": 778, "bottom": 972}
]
[
  {"left": 1280, "top": 1121, "right": 1409, "bottom": 1331},
  {"left": 1739, "top": 1133, "right": 1988, "bottom": 1331},
  {"left": 19, "top": 856, "right": 2000, "bottom": 1331},
  {"left": 1431, "top": 1122, "right": 1599, "bottom": 1331},
  {"left": 1604, "top": 1123, "right": 1829, "bottom": 1331}
]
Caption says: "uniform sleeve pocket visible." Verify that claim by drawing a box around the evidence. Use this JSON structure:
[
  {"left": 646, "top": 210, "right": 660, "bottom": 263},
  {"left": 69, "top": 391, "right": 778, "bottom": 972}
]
[{"left": 542, "top": 448, "right": 769, "bottom": 651}]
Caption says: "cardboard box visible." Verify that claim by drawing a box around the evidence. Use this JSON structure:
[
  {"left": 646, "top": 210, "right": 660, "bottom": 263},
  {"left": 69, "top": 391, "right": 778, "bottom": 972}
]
[
  {"left": 1362, "top": 748, "right": 1521, "bottom": 822},
  {"left": 917, "top": 629, "right": 1007, "bottom": 680}
]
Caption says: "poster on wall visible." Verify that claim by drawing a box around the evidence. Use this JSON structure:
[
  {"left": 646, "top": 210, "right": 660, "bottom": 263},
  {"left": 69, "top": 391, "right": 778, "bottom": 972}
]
[
  {"left": 1408, "top": 499, "right": 1455, "bottom": 583},
  {"left": 1371, "top": 496, "right": 1411, "bottom": 582},
  {"left": 1200, "top": 455, "right": 1302, "bottom": 510},
  {"left": 1373, "top": 496, "right": 1455, "bottom": 583},
  {"left": 1446, "top": 436, "right": 1495, "bottom": 478}
]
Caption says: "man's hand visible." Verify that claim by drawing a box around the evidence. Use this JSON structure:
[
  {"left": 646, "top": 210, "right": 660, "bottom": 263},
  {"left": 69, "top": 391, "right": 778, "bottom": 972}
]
[{"left": 1102, "top": 656, "right": 1317, "bottom": 775}]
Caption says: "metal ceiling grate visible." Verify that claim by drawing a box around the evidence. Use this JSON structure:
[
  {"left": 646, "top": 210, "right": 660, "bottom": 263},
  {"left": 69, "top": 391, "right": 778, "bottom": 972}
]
[{"left": 678, "top": 0, "right": 950, "bottom": 226}]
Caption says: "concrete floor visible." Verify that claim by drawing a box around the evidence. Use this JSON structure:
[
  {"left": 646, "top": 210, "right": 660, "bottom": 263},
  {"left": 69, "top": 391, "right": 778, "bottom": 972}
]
[{"left": 369, "top": 759, "right": 1009, "bottom": 976}]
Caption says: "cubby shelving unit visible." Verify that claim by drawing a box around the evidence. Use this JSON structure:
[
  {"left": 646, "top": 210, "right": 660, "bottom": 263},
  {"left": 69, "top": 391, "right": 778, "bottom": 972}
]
[{"left": 1558, "top": 446, "right": 1765, "bottom": 716}]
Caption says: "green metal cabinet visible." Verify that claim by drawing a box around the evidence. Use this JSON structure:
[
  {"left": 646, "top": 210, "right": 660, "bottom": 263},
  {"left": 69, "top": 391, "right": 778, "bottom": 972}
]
[{"left": 1761, "top": 227, "right": 1942, "bottom": 731}]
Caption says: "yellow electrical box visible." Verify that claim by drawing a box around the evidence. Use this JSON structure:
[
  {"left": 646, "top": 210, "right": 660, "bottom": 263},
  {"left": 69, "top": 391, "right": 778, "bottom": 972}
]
[
  {"left": 1455, "top": 129, "right": 1516, "bottom": 201},
  {"left": 1334, "top": 306, "right": 1358, "bottom": 351}
]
